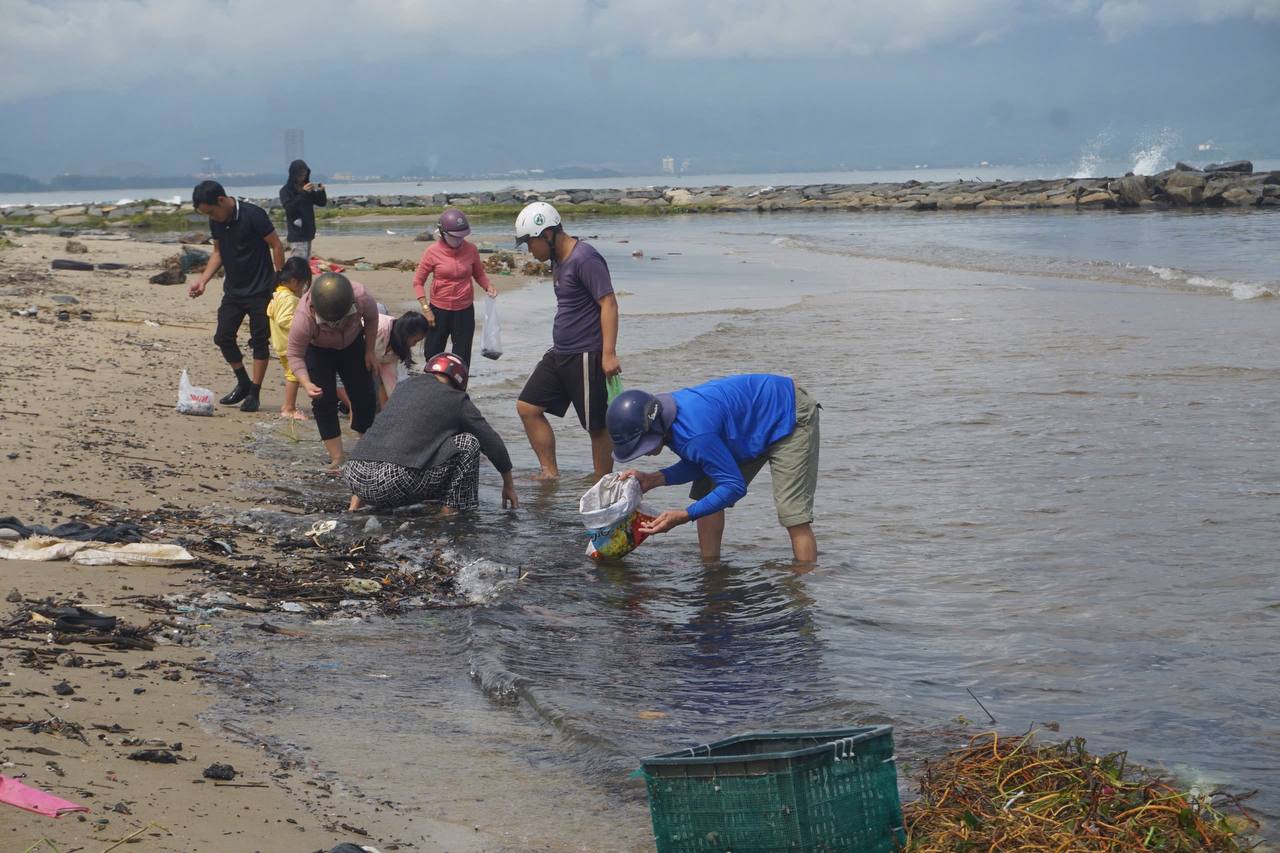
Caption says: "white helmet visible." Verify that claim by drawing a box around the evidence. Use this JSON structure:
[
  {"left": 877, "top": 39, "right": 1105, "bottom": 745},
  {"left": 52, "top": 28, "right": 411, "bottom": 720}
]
[{"left": 514, "top": 201, "right": 561, "bottom": 246}]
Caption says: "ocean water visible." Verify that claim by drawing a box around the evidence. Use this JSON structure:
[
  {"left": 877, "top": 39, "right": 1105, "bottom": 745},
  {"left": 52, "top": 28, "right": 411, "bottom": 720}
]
[{"left": 211, "top": 207, "right": 1280, "bottom": 848}]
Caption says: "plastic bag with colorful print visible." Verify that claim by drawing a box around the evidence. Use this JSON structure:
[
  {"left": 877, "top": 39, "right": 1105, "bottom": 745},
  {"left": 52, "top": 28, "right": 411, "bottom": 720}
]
[{"left": 579, "top": 473, "right": 656, "bottom": 560}]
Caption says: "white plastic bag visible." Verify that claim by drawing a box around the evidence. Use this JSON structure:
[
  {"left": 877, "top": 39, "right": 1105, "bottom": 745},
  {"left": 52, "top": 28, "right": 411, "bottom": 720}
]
[
  {"left": 481, "top": 295, "right": 502, "bottom": 360},
  {"left": 177, "top": 369, "right": 215, "bottom": 416},
  {"left": 579, "top": 473, "right": 657, "bottom": 560}
]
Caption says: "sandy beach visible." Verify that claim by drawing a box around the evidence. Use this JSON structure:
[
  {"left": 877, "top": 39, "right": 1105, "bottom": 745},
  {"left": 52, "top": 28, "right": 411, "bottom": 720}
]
[{"left": 0, "top": 230, "right": 588, "bottom": 852}]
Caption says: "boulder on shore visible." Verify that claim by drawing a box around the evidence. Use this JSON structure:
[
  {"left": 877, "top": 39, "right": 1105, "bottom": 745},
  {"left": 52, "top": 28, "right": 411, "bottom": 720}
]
[{"left": 1204, "top": 160, "right": 1253, "bottom": 174}]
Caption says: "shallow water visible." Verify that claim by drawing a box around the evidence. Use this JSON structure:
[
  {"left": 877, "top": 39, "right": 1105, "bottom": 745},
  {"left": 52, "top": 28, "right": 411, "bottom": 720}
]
[{"left": 213, "top": 207, "right": 1280, "bottom": 845}]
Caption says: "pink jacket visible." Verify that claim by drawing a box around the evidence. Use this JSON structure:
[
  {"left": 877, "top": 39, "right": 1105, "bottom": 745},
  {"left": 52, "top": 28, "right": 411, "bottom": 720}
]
[
  {"left": 373, "top": 313, "right": 401, "bottom": 394},
  {"left": 286, "top": 279, "right": 379, "bottom": 384},
  {"left": 412, "top": 240, "right": 492, "bottom": 311}
]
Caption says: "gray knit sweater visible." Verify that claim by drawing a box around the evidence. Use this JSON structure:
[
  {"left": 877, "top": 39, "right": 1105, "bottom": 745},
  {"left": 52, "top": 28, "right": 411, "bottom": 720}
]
[{"left": 349, "top": 375, "right": 512, "bottom": 473}]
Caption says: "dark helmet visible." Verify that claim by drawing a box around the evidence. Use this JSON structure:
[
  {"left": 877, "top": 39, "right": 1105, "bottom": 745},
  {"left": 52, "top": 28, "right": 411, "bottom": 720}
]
[
  {"left": 427, "top": 352, "right": 469, "bottom": 391},
  {"left": 311, "top": 272, "right": 354, "bottom": 322},
  {"left": 608, "top": 389, "right": 674, "bottom": 462},
  {"left": 438, "top": 207, "right": 471, "bottom": 238}
]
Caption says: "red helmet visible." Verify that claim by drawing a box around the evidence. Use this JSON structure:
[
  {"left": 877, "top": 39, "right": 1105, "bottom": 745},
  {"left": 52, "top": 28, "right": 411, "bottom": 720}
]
[{"left": 426, "top": 352, "right": 468, "bottom": 391}]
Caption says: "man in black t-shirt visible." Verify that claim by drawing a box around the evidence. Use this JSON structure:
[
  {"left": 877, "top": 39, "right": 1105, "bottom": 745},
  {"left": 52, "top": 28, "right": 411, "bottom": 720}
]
[{"left": 188, "top": 180, "right": 285, "bottom": 412}]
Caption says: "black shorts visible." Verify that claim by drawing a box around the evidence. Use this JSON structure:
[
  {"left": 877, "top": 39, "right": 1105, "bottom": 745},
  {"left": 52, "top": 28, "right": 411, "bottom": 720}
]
[{"left": 518, "top": 349, "right": 607, "bottom": 431}]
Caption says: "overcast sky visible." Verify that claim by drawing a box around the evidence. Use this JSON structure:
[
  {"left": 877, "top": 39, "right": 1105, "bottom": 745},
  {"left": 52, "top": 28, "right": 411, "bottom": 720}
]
[{"left": 1, "top": 0, "right": 1277, "bottom": 178}]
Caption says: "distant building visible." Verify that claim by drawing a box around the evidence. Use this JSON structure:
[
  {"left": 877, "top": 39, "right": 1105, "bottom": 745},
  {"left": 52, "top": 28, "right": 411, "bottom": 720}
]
[
  {"left": 661, "top": 156, "right": 675, "bottom": 175},
  {"left": 284, "top": 128, "right": 305, "bottom": 164},
  {"left": 198, "top": 156, "right": 222, "bottom": 177}
]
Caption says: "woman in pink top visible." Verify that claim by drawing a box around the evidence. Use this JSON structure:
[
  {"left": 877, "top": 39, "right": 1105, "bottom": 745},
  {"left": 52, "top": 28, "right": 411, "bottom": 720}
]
[{"left": 412, "top": 208, "right": 497, "bottom": 367}]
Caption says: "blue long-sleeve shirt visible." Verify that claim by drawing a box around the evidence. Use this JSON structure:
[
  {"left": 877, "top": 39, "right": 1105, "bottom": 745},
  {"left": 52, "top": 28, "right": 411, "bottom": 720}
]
[{"left": 659, "top": 375, "right": 797, "bottom": 520}]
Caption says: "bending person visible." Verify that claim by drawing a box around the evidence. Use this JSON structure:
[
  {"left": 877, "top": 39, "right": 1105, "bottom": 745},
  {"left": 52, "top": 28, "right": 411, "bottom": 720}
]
[
  {"left": 345, "top": 353, "right": 519, "bottom": 512},
  {"left": 607, "top": 374, "right": 820, "bottom": 562},
  {"left": 286, "top": 272, "right": 379, "bottom": 468},
  {"left": 411, "top": 208, "right": 497, "bottom": 366},
  {"left": 372, "top": 311, "right": 430, "bottom": 406}
]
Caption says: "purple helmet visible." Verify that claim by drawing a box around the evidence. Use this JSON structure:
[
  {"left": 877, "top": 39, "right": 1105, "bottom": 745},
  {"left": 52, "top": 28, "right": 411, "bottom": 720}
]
[{"left": 438, "top": 208, "right": 471, "bottom": 238}]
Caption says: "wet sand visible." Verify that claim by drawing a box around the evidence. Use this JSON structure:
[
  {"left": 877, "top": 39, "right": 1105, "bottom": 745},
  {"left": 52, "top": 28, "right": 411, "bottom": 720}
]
[{"left": 0, "top": 231, "right": 575, "bottom": 851}]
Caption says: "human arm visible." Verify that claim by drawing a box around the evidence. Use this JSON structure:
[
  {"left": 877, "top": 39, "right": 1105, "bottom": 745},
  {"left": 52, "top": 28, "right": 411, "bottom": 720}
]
[
  {"left": 310, "top": 185, "right": 328, "bottom": 207},
  {"left": 187, "top": 240, "right": 222, "bottom": 298},
  {"left": 265, "top": 231, "right": 285, "bottom": 272},
  {"left": 618, "top": 469, "right": 667, "bottom": 493},
  {"left": 286, "top": 308, "right": 319, "bottom": 394},
  {"left": 672, "top": 436, "right": 746, "bottom": 521},
  {"left": 598, "top": 293, "right": 620, "bottom": 377},
  {"left": 500, "top": 470, "right": 518, "bottom": 509},
  {"left": 459, "top": 397, "right": 514, "bottom": 475}
]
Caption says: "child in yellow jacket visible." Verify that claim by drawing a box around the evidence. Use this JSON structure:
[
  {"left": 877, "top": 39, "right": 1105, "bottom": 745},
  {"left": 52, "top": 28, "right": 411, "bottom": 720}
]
[{"left": 267, "top": 257, "right": 312, "bottom": 419}]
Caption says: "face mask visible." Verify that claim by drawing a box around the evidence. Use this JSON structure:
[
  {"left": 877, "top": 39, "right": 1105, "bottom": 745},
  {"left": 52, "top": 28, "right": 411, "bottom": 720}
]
[{"left": 443, "top": 232, "right": 465, "bottom": 248}]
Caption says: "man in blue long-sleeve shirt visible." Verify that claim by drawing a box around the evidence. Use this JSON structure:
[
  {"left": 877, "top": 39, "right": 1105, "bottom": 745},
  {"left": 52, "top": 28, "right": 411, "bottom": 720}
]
[{"left": 608, "top": 374, "right": 821, "bottom": 562}]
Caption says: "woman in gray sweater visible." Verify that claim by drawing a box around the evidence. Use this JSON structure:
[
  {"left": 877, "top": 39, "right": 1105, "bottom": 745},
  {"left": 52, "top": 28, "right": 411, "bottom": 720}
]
[{"left": 344, "top": 353, "right": 518, "bottom": 512}]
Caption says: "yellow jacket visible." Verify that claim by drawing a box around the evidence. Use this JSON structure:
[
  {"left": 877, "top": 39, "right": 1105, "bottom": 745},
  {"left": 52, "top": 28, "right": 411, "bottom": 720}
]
[{"left": 267, "top": 285, "right": 301, "bottom": 359}]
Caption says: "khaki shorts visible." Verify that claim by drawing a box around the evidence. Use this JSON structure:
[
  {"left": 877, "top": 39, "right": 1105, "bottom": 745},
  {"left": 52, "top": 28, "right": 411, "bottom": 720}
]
[{"left": 690, "top": 385, "right": 820, "bottom": 528}]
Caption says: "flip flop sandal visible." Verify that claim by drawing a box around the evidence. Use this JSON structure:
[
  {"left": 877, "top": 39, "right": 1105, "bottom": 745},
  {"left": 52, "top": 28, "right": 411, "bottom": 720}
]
[{"left": 37, "top": 606, "right": 117, "bottom": 634}]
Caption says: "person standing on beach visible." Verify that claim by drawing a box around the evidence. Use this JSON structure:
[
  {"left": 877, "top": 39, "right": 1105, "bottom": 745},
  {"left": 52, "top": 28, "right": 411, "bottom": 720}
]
[
  {"left": 608, "top": 374, "right": 820, "bottom": 562},
  {"left": 278, "top": 160, "right": 326, "bottom": 259},
  {"left": 188, "top": 180, "right": 285, "bottom": 413},
  {"left": 411, "top": 208, "right": 497, "bottom": 367},
  {"left": 286, "top": 272, "right": 380, "bottom": 468},
  {"left": 513, "top": 202, "right": 621, "bottom": 481},
  {"left": 266, "top": 257, "right": 312, "bottom": 420}
]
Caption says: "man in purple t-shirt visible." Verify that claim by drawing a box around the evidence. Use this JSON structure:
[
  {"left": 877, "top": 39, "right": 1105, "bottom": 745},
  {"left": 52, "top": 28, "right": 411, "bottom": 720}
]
[{"left": 514, "top": 202, "right": 621, "bottom": 481}]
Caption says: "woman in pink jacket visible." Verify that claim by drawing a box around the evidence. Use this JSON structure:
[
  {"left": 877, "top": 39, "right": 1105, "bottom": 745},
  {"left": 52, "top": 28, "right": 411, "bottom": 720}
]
[{"left": 411, "top": 208, "right": 497, "bottom": 367}]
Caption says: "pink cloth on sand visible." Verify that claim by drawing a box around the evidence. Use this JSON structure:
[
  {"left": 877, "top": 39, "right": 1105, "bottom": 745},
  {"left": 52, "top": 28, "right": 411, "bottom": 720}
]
[{"left": 0, "top": 774, "right": 90, "bottom": 817}]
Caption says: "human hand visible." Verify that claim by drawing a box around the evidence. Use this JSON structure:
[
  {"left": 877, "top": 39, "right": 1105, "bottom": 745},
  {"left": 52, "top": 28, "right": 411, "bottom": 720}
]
[
  {"left": 187, "top": 278, "right": 206, "bottom": 299},
  {"left": 639, "top": 509, "right": 689, "bottom": 536},
  {"left": 486, "top": 288, "right": 498, "bottom": 298},
  {"left": 303, "top": 381, "right": 324, "bottom": 399},
  {"left": 602, "top": 352, "right": 621, "bottom": 377},
  {"left": 421, "top": 306, "right": 435, "bottom": 327},
  {"left": 502, "top": 481, "right": 519, "bottom": 510},
  {"left": 619, "top": 469, "right": 662, "bottom": 493},
  {"left": 364, "top": 351, "right": 378, "bottom": 373}
]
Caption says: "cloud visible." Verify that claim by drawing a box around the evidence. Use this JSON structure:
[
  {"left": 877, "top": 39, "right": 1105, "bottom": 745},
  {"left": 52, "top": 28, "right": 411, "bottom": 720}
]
[
  {"left": 0, "top": 0, "right": 1275, "bottom": 103},
  {"left": 1093, "top": 0, "right": 1280, "bottom": 39}
]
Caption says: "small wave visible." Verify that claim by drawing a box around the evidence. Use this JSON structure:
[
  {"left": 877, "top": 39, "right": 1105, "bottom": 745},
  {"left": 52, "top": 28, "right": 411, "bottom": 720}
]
[
  {"left": 1144, "top": 265, "right": 1275, "bottom": 300},
  {"left": 1073, "top": 131, "right": 1111, "bottom": 178},
  {"left": 1131, "top": 128, "right": 1180, "bottom": 175}
]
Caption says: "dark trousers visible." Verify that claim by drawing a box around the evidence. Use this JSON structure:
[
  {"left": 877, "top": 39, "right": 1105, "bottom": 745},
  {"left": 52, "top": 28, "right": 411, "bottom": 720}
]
[
  {"left": 423, "top": 304, "right": 476, "bottom": 367},
  {"left": 305, "top": 335, "right": 377, "bottom": 441},
  {"left": 214, "top": 294, "right": 271, "bottom": 363}
]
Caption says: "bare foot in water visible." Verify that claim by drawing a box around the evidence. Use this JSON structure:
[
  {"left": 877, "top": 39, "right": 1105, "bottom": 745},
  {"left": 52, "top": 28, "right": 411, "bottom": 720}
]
[
  {"left": 530, "top": 468, "right": 560, "bottom": 481},
  {"left": 439, "top": 505, "right": 458, "bottom": 516}
]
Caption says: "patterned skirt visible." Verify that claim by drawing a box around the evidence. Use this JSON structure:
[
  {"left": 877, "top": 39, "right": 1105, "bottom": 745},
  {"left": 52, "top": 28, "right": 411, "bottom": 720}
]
[{"left": 343, "top": 433, "right": 481, "bottom": 510}]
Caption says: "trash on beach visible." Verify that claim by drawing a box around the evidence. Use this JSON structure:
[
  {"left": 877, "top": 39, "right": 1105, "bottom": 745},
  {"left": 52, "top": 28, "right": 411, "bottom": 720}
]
[
  {"left": 177, "top": 369, "right": 215, "bottom": 416},
  {"left": 305, "top": 519, "right": 338, "bottom": 540},
  {"left": 481, "top": 294, "right": 502, "bottom": 360},
  {"left": 50, "top": 259, "right": 93, "bottom": 272},
  {"left": 0, "top": 535, "right": 195, "bottom": 566},
  {"left": 343, "top": 578, "right": 382, "bottom": 595},
  {"left": 580, "top": 473, "right": 656, "bottom": 560},
  {"left": 279, "top": 601, "right": 307, "bottom": 613},
  {"left": 128, "top": 749, "right": 180, "bottom": 764},
  {"left": 11, "top": 306, "right": 38, "bottom": 317},
  {"left": 70, "top": 542, "right": 197, "bottom": 566},
  {"left": 903, "top": 731, "right": 1255, "bottom": 852},
  {"left": 0, "top": 774, "right": 90, "bottom": 818},
  {"left": 202, "top": 763, "right": 237, "bottom": 780}
]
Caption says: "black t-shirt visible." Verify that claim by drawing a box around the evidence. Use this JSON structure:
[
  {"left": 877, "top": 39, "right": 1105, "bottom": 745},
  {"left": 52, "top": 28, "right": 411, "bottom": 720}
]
[{"left": 210, "top": 199, "right": 276, "bottom": 299}]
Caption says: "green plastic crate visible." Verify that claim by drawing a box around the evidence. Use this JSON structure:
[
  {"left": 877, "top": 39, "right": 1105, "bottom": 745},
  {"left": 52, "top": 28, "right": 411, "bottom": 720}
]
[{"left": 640, "top": 726, "right": 904, "bottom": 853}]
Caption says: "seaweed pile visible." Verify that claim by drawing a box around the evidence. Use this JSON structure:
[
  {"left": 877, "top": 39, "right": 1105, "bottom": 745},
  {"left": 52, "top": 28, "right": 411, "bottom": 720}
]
[{"left": 903, "top": 732, "right": 1258, "bottom": 852}]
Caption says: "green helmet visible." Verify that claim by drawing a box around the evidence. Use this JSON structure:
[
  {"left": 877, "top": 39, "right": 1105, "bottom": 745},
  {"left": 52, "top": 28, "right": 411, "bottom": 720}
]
[{"left": 311, "top": 272, "right": 354, "bottom": 322}]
